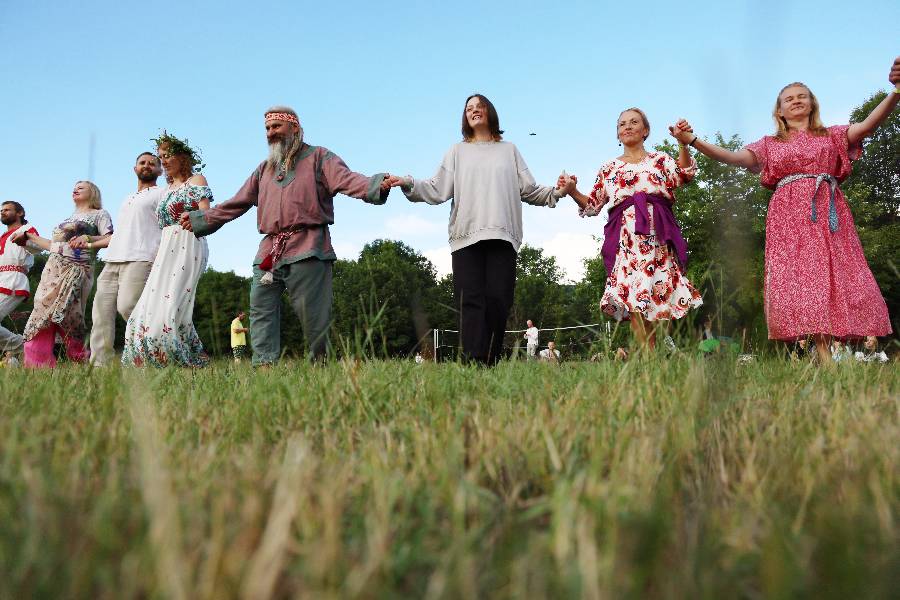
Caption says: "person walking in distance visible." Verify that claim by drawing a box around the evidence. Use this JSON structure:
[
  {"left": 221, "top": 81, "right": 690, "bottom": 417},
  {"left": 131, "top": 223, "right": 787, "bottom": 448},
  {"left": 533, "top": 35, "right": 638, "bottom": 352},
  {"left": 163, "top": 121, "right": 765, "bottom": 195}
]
[
  {"left": 524, "top": 319, "right": 539, "bottom": 360},
  {"left": 231, "top": 310, "right": 249, "bottom": 363}
]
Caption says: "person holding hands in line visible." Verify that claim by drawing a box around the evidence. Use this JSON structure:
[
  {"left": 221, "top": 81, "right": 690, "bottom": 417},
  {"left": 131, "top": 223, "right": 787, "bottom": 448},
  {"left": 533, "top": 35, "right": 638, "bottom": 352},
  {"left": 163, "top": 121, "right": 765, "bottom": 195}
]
[
  {"left": 669, "top": 57, "right": 900, "bottom": 363},
  {"left": 559, "top": 108, "right": 702, "bottom": 352},
  {"left": 386, "top": 94, "right": 570, "bottom": 366}
]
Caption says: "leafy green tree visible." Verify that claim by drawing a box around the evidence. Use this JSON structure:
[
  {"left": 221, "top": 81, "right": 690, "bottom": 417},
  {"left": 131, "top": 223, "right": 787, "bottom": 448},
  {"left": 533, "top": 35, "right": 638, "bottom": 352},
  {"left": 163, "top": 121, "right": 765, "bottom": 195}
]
[
  {"left": 844, "top": 91, "right": 900, "bottom": 332},
  {"left": 193, "top": 269, "right": 251, "bottom": 356},
  {"left": 331, "top": 239, "right": 448, "bottom": 356}
]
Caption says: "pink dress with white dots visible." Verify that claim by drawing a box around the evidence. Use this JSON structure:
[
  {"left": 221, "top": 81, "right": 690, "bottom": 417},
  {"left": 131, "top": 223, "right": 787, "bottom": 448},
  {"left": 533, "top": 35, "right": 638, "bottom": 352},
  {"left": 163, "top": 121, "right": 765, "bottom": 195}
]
[{"left": 744, "top": 125, "right": 891, "bottom": 340}]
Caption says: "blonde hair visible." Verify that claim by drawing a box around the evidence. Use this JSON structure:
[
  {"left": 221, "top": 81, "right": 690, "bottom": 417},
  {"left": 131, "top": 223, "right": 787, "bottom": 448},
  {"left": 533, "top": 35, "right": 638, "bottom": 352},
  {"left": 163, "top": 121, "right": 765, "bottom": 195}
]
[
  {"left": 76, "top": 180, "right": 102, "bottom": 209},
  {"left": 618, "top": 107, "right": 650, "bottom": 141},
  {"left": 772, "top": 82, "right": 827, "bottom": 141}
]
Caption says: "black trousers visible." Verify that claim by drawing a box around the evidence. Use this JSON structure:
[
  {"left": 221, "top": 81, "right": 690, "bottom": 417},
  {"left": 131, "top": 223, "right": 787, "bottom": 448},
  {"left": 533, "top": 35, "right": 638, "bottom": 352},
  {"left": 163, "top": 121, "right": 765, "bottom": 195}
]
[{"left": 451, "top": 239, "right": 516, "bottom": 365}]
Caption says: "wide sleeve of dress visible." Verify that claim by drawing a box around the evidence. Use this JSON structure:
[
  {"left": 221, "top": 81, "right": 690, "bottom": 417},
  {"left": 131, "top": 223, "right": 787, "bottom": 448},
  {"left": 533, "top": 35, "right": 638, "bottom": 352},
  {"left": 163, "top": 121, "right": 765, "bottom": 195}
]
[
  {"left": 828, "top": 124, "right": 862, "bottom": 181},
  {"left": 95, "top": 210, "right": 114, "bottom": 236},
  {"left": 580, "top": 164, "right": 611, "bottom": 217},
  {"left": 514, "top": 145, "right": 559, "bottom": 207},
  {"left": 743, "top": 136, "right": 768, "bottom": 176},
  {"left": 661, "top": 153, "right": 697, "bottom": 191},
  {"left": 404, "top": 146, "right": 456, "bottom": 205}
]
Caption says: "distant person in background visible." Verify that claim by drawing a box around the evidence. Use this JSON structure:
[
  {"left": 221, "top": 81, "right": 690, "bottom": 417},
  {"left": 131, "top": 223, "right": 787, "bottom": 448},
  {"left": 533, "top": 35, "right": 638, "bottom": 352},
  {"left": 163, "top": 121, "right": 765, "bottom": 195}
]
[
  {"left": 790, "top": 337, "right": 813, "bottom": 362},
  {"left": 0, "top": 201, "right": 39, "bottom": 355},
  {"left": 13, "top": 181, "right": 113, "bottom": 367},
  {"left": 89, "top": 152, "right": 165, "bottom": 366},
  {"left": 854, "top": 336, "right": 888, "bottom": 363},
  {"left": 830, "top": 339, "right": 852, "bottom": 362},
  {"left": 539, "top": 341, "right": 561, "bottom": 363},
  {"left": 524, "top": 319, "right": 539, "bottom": 360},
  {"left": 231, "top": 310, "right": 249, "bottom": 363},
  {"left": 2, "top": 350, "right": 20, "bottom": 367},
  {"left": 671, "top": 57, "right": 900, "bottom": 364},
  {"left": 560, "top": 107, "right": 703, "bottom": 353},
  {"left": 388, "top": 93, "right": 569, "bottom": 365}
]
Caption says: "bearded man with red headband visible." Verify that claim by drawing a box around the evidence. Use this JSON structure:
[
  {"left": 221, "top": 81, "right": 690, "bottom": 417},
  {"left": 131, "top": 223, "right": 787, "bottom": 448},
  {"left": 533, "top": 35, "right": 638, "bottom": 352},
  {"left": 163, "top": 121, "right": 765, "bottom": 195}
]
[{"left": 182, "top": 106, "right": 393, "bottom": 364}]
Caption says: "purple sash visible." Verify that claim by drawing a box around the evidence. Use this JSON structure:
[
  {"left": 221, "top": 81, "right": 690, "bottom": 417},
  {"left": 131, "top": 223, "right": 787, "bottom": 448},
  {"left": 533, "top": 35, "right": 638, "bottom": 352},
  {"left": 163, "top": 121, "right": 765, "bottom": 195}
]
[{"left": 601, "top": 192, "right": 688, "bottom": 276}]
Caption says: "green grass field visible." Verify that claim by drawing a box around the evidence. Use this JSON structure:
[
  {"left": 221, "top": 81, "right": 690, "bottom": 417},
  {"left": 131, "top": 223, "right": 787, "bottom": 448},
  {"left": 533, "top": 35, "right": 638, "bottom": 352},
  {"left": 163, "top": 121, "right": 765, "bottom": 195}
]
[{"left": 1, "top": 357, "right": 897, "bottom": 599}]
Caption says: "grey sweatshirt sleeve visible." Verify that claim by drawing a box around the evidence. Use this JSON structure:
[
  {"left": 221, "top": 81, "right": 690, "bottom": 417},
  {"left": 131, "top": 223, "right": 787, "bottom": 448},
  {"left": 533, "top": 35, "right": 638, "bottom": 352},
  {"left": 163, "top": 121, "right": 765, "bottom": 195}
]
[
  {"left": 403, "top": 146, "right": 455, "bottom": 205},
  {"left": 514, "top": 145, "right": 560, "bottom": 207}
]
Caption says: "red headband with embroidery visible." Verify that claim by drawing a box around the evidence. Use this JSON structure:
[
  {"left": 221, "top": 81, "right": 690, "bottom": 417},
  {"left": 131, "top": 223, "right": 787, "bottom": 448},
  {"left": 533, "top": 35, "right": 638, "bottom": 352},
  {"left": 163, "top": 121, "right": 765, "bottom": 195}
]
[{"left": 265, "top": 112, "right": 300, "bottom": 127}]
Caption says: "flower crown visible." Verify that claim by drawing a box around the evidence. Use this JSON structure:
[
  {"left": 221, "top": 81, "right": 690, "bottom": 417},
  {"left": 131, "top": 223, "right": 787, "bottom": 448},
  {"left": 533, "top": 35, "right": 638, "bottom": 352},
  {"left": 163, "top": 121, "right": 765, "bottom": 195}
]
[{"left": 152, "top": 131, "right": 205, "bottom": 173}]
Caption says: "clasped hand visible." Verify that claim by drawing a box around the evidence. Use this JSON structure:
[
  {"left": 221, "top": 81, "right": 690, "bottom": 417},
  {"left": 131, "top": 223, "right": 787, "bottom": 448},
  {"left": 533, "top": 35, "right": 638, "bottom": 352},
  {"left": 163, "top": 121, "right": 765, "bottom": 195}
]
[{"left": 668, "top": 119, "right": 694, "bottom": 145}]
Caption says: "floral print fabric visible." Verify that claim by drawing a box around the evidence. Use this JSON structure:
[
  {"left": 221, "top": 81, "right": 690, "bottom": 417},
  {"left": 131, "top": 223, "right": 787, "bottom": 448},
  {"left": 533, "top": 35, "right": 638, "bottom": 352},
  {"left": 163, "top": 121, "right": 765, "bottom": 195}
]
[
  {"left": 122, "top": 184, "right": 211, "bottom": 367},
  {"left": 23, "top": 209, "right": 113, "bottom": 341},
  {"left": 581, "top": 152, "right": 703, "bottom": 321}
]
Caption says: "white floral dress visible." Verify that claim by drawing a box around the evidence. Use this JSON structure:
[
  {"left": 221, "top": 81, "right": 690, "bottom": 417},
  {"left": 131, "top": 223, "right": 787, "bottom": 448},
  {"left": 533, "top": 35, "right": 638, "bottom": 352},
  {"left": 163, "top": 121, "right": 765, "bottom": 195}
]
[
  {"left": 121, "top": 184, "right": 211, "bottom": 367},
  {"left": 582, "top": 152, "right": 703, "bottom": 321}
]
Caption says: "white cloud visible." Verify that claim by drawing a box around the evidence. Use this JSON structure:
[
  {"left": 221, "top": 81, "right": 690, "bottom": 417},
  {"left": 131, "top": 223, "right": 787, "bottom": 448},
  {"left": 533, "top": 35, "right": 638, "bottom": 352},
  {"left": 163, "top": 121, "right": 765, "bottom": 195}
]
[
  {"left": 423, "top": 246, "right": 452, "bottom": 278},
  {"left": 333, "top": 241, "right": 363, "bottom": 261},
  {"left": 535, "top": 232, "right": 602, "bottom": 283}
]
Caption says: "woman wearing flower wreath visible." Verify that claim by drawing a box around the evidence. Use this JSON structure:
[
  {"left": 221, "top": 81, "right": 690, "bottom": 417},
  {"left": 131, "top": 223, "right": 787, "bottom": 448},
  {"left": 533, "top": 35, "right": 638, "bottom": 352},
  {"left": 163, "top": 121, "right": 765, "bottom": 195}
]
[
  {"left": 670, "top": 57, "right": 900, "bottom": 363},
  {"left": 386, "top": 93, "right": 568, "bottom": 365},
  {"left": 560, "top": 107, "right": 703, "bottom": 352},
  {"left": 13, "top": 181, "right": 114, "bottom": 367},
  {"left": 122, "top": 132, "right": 211, "bottom": 367}
]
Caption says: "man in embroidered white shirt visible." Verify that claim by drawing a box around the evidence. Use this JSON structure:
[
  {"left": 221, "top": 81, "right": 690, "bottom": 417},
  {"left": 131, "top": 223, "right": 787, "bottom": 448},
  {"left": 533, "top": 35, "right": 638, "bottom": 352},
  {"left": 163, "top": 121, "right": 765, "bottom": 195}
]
[
  {"left": 524, "top": 319, "right": 539, "bottom": 360},
  {"left": 0, "top": 201, "right": 39, "bottom": 353},
  {"left": 89, "top": 152, "right": 165, "bottom": 365}
]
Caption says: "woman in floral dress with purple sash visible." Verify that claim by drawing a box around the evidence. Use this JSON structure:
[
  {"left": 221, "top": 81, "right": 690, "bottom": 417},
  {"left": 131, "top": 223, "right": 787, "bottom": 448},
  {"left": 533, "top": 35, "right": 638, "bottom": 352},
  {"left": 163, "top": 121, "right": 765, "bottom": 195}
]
[
  {"left": 561, "top": 107, "right": 703, "bottom": 352},
  {"left": 672, "top": 57, "right": 899, "bottom": 363},
  {"left": 122, "top": 133, "right": 211, "bottom": 367}
]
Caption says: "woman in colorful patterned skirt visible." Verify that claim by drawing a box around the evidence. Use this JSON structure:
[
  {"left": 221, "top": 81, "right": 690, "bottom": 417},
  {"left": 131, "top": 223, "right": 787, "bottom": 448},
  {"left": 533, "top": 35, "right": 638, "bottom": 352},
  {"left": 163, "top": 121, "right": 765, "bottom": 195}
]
[
  {"left": 671, "top": 57, "right": 900, "bottom": 363},
  {"left": 561, "top": 107, "right": 703, "bottom": 352},
  {"left": 14, "top": 181, "right": 114, "bottom": 367},
  {"left": 122, "top": 132, "right": 211, "bottom": 367}
]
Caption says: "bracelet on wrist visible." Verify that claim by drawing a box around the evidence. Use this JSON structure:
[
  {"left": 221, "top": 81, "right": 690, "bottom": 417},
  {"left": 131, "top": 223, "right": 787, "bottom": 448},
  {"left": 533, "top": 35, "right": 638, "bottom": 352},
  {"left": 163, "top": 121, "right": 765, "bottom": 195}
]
[
  {"left": 87, "top": 241, "right": 94, "bottom": 250},
  {"left": 689, "top": 135, "right": 698, "bottom": 147}
]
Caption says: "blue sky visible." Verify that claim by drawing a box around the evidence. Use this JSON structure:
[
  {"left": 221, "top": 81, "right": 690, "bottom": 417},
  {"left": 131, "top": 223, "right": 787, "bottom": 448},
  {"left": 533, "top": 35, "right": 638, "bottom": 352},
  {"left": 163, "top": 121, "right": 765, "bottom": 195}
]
[{"left": 1, "top": 0, "right": 897, "bottom": 281}]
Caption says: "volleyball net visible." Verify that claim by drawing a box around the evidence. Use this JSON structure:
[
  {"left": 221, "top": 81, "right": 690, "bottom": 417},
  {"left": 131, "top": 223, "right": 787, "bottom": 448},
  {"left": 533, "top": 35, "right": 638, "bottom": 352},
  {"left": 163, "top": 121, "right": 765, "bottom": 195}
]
[{"left": 431, "top": 321, "right": 630, "bottom": 361}]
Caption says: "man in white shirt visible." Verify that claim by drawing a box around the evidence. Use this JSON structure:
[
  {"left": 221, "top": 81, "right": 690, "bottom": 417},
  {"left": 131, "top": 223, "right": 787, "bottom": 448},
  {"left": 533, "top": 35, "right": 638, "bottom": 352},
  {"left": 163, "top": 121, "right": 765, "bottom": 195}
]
[
  {"left": 524, "top": 319, "right": 539, "bottom": 360},
  {"left": 89, "top": 153, "right": 165, "bottom": 365},
  {"left": 539, "top": 341, "right": 560, "bottom": 363},
  {"left": 0, "top": 201, "right": 39, "bottom": 353}
]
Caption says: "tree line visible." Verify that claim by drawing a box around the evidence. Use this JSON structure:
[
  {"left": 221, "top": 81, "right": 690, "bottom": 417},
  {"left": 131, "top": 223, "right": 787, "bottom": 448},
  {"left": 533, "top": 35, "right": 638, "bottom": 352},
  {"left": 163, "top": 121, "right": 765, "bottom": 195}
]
[{"left": 5, "top": 91, "right": 897, "bottom": 358}]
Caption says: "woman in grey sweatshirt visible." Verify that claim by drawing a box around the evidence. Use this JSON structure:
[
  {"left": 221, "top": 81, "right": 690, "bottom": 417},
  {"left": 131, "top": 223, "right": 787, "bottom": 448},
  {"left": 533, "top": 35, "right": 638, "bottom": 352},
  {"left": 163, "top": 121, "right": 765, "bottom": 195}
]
[{"left": 388, "top": 94, "right": 569, "bottom": 365}]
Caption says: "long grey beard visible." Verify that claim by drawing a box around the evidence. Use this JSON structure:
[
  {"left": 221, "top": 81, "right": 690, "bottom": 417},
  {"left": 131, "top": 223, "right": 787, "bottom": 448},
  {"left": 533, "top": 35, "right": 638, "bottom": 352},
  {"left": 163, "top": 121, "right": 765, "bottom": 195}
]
[{"left": 267, "top": 133, "right": 302, "bottom": 170}]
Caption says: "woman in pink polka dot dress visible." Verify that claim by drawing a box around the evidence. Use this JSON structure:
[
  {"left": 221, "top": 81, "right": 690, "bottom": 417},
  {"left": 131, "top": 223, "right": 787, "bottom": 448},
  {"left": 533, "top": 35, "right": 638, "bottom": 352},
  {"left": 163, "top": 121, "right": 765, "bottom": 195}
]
[{"left": 672, "top": 57, "right": 900, "bottom": 363}]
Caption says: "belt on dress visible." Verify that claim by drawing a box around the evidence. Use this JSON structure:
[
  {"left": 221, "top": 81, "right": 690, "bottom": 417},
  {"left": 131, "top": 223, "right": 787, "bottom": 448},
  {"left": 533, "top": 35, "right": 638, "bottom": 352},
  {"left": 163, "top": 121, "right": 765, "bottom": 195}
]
[
  {"left": 258, "top": 224, "right": 324, "bottom": 285},
  {"left": 775, "top": 173, "right": 839, "bottom": 232},
  {"left": 0, "top": 265, "right": 26, "bottom": 274}
]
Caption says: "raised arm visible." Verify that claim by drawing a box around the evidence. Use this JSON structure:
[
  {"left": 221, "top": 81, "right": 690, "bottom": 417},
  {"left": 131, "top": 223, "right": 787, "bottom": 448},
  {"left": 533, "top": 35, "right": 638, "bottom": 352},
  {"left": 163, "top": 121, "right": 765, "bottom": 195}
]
[
  {"left": 847, "top": 57, "right": 900, "bottom": 145},
  {"left": 320, "top": 150, "right": 389, "bottom": 205},
  {"left": 669, "top": 120, "right": 760, "bottom": 171},
  {"left": 394, "top": 147, "right": 456, "bottom": 205},
  {"left": 515, "top": 146, "right": 562, "bottom": 207},
  {"left": 183, "top": 165, "right": 261, "bottom": 235}
]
